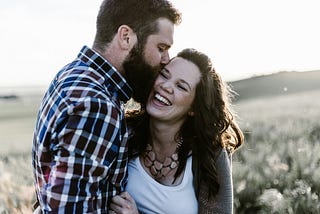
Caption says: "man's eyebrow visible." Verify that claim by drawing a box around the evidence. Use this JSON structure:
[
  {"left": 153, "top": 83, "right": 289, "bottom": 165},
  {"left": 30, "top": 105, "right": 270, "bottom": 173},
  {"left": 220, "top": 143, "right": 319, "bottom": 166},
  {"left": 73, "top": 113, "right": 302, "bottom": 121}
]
[{"left": 159, "top": 43, "right": 171, "bottom": 49}]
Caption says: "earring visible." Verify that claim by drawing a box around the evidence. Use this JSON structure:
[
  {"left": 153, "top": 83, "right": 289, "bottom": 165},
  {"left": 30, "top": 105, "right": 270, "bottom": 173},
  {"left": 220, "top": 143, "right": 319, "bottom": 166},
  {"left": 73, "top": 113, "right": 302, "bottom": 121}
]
[{"left": 188, "top": 111, "right": 194, "bottom": 117}]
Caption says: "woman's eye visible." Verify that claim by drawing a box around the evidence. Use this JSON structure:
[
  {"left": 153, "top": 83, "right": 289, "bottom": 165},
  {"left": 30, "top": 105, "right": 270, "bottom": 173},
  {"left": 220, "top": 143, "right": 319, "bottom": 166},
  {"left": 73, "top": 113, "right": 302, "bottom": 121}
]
[
  {"left": 177, "top": 84, "right": 187, "bottom": 91},
  {"left": 160, "top": 71, "right": 168, "bottom": 79}
]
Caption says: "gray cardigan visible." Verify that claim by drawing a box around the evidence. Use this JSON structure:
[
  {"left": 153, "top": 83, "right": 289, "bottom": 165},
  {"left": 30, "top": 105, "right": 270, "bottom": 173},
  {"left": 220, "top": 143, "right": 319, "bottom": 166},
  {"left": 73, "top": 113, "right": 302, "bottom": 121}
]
[{"left": 192, "top": 148, "right": 233, "bottom": 214}]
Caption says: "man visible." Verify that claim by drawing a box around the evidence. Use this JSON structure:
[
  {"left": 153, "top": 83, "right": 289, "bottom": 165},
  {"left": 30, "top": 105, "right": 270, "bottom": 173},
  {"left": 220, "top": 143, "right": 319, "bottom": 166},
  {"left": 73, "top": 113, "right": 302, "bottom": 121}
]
[{"left": 32, "top": 0, "right": 181, "bottom": 212}]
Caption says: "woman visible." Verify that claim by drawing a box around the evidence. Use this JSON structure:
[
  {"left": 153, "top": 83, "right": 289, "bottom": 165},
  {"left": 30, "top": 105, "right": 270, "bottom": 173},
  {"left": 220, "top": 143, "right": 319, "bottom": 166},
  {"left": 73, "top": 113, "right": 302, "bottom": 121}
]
[{"left": 110, "top": 48, "right": 244, "bottom": 213}]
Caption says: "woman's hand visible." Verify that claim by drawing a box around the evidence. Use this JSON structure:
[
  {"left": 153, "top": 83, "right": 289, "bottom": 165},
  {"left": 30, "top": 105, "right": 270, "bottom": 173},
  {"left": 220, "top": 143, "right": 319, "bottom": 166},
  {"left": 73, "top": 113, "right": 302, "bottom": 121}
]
[{"left": 109, "top": 191, "right": 139, "bottom": 214}]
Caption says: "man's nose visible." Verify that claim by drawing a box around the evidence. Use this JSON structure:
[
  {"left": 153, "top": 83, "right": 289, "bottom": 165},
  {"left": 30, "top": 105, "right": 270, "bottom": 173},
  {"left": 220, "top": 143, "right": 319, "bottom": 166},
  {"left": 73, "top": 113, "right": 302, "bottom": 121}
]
[{"left": 160, "top": 51, "right": 170, "bottom": 64}]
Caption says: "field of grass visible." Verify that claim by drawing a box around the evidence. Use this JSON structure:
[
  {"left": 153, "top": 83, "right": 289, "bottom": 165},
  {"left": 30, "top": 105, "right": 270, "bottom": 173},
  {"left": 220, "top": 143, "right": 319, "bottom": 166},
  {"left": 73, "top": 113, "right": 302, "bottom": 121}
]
[
  {"left": 0, "top": 87, "right": 44, "bottom": 213},
  {"left": 0, "top": 87, "right": 319, "bottom": 213},
  {"left": 233, "top": 90, "right": 320, "bottom": 213}
]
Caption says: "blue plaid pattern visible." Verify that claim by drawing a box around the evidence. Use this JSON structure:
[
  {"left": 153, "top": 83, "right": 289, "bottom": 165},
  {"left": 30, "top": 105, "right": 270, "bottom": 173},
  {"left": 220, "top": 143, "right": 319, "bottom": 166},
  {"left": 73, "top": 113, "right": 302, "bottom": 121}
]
[{"left": 32, "top": 46, "right": 132, "bottom": 213}]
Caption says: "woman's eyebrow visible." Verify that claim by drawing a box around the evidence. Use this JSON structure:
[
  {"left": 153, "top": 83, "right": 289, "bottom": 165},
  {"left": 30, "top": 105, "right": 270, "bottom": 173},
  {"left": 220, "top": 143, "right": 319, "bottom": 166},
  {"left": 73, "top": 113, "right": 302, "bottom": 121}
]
[
  {"left": 163, "top": 67, "right": 192, "bottom": 90},
  {"left": 179, "top": 79, "right": 191, "bottom": 90},
  {"left": 162, "top": 67, "right": 170, "bottom": 73}
]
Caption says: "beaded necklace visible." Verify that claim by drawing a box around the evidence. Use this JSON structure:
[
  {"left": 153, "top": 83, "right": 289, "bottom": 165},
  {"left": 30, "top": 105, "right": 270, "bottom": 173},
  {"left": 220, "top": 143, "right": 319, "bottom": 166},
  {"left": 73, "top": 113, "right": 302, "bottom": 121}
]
[{"left": 143, "top": 138, "right": 183, "bottom": 180}]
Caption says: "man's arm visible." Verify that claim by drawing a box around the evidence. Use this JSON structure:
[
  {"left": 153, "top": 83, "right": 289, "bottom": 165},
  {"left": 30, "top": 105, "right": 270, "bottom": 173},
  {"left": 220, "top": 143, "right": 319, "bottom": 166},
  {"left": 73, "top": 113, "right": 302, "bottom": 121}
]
[{"left": 41, "top": 97, "right": 121, "bottom": 212}]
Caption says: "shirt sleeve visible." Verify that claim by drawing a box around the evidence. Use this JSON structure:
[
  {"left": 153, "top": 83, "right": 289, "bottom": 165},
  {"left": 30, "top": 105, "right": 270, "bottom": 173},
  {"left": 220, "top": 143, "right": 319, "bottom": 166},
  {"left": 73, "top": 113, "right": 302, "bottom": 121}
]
[{"left": 42, "top": 96, "right": 121, "bottom": 212}]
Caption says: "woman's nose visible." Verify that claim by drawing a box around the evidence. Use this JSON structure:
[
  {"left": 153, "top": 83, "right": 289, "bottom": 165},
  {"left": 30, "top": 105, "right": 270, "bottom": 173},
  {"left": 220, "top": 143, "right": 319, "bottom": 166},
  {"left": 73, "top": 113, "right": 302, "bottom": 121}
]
[{"left": 160, "top": 81, "right": 173, "bottom": 94}]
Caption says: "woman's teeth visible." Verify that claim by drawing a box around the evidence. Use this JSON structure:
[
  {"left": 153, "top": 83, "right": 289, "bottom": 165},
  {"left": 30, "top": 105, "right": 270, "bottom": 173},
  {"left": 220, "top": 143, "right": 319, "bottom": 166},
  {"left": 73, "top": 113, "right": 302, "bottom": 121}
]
[{"left": 155, "top": 93, "right": 171, "bottom": 106}]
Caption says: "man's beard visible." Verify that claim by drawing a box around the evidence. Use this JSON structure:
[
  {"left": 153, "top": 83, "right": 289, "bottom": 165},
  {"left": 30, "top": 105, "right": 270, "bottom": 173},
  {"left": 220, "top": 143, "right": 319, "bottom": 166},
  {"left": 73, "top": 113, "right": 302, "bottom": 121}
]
[{"left": 123, "top": 45, "right": 162, "bottom": 104}]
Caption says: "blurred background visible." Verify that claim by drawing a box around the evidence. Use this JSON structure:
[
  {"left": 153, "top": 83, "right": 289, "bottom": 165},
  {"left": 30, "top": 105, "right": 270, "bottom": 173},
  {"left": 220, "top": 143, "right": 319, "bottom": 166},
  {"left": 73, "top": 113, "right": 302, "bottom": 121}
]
[{"left": 1, "top": 0, "right": 320, "bottom": 213}]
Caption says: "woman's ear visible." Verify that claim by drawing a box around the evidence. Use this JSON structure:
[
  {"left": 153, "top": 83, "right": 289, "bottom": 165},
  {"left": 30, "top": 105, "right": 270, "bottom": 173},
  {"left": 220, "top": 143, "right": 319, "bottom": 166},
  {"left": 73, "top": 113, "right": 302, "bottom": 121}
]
[{"left": 117, "top": 25, "right": 137, "bottom": 50}]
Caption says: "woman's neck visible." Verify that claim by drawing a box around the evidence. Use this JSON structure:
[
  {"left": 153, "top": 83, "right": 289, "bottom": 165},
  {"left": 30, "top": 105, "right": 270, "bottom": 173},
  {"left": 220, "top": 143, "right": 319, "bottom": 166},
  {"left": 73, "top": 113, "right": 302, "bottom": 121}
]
[
  {"left": 141, "top": 117, "right": 185, "bottom": 186},
  {"left": 148, "top": 118, "right": 182, "bottom": 155}
]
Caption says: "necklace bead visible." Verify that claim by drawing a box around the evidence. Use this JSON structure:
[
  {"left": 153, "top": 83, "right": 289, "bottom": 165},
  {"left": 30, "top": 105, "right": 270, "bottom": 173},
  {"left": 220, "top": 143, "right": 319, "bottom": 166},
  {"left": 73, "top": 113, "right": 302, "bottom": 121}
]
[{"left": 143, "top": 138, "right": 182, "bottom": 179}]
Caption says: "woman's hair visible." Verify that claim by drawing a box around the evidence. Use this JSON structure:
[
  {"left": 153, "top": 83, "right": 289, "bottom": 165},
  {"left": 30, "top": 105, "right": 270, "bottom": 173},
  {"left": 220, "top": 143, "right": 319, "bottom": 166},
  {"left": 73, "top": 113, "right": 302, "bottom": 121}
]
[
  {"left": 126, "top": 48, "right": 244, "bottom": 198},
  {"left": 176, "top": 48, "right": 244, "bottom": 198},
  {"left": 93, "top": 0, "right": 181, "bottom": 52}
]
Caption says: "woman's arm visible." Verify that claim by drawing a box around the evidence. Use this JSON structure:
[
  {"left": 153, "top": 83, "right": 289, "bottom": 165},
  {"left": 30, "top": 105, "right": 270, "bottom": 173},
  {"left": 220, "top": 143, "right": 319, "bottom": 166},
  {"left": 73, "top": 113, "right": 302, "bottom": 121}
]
[{"left": 198, "top": 148, "right": 233, "bottom": 214}]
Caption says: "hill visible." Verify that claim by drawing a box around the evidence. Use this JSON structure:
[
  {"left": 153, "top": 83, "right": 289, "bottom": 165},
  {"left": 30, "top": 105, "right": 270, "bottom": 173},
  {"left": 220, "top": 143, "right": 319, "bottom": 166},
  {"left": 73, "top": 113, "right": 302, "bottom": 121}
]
[{"left": 229, "top": 70, "right": 320, "bottom": 101}]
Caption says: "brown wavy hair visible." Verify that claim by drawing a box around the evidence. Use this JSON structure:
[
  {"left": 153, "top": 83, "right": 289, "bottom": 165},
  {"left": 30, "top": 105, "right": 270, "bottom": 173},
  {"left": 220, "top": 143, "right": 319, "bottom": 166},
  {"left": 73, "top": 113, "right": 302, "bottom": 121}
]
[{"left": 126, "top": 48, "right": 244, "bottom": 198}]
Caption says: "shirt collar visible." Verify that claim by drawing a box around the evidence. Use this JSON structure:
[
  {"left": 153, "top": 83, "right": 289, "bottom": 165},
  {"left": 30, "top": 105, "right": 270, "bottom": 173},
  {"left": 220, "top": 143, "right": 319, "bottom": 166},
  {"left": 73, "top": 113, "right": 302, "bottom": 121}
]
[{"left": 77, "top": 46, "right": 133, "bottom": 102}]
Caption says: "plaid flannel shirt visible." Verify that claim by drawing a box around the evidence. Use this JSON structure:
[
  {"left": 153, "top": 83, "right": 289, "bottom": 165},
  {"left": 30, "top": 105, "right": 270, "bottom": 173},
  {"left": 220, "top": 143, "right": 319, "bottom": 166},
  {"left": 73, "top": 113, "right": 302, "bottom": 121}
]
[{"left": 32, "top": 46, "right": 132, "bottom": 213}]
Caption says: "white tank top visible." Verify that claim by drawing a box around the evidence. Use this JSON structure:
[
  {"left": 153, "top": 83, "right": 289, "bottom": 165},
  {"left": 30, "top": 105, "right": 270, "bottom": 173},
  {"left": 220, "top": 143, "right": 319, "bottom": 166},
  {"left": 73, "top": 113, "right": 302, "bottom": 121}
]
[{"left": 125, "top": 156, "right": 198, "bottom": 214}]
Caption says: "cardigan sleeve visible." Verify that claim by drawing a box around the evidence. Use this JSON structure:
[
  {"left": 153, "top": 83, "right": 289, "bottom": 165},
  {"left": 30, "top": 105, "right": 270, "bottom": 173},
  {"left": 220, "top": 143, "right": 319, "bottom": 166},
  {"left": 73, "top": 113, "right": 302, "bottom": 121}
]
[{"left": 198, "top": 148, "right": 233, "bottom": 214}]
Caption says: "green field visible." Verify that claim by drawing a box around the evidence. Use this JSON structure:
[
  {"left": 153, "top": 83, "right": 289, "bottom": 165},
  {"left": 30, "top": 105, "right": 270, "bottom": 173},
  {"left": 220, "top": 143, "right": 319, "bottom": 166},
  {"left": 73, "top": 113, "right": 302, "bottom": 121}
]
[
  {"left": 0, "top": 87, "right": 44, "bottom": 213},
  {"left": 232, "top": 90, "right": 320, "bottom": 213},
  {"left": 1, "top": 87, "right": 320, "bottom": 213}
]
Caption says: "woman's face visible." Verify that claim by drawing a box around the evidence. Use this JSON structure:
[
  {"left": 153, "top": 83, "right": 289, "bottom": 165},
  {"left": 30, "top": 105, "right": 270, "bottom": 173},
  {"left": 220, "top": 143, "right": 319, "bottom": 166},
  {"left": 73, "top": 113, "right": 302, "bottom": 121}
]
[{"left": 146, "top": 57, "right": 201, "bottom": 124}]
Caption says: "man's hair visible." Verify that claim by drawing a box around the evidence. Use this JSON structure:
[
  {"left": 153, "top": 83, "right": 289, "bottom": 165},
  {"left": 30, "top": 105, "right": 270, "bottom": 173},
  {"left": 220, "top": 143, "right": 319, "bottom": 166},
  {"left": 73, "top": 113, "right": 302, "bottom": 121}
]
[{"left": 93, "top": 0, "right": 181, "bottom": 51}]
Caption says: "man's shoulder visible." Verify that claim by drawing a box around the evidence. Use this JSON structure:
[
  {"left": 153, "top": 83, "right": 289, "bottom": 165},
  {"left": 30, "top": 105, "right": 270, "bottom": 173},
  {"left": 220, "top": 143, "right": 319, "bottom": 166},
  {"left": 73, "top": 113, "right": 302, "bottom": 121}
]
[{"left": 59, "top": 60, "right": 105, "bottom": 84}]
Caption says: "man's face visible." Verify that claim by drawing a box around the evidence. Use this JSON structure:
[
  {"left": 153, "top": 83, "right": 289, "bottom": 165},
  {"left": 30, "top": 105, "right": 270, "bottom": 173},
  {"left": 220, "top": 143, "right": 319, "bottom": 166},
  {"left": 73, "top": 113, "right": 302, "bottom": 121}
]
[
  {"left": 142, "top": 18, "right": 174, "bottom": 68},
  {"left": 123, "top": 18, "right": 174, "bottom": 104},
  {"left": 123, "top": 45, "right": 158, "bottom": 104}
]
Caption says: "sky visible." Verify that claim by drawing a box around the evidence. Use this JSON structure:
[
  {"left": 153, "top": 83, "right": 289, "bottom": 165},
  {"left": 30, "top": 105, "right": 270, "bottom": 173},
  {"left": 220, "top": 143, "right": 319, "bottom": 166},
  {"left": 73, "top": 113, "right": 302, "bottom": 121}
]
[{"left": 1, "top": 0, "right": 320, "bottom": 87}]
